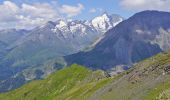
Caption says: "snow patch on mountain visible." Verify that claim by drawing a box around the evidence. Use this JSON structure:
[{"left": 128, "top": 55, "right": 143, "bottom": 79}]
[
  {"left": 50, "top": 13, "right": 123, "bottom": 39},
  {"left": 91, "top": 13, "right": 124, "bottom": 33}
]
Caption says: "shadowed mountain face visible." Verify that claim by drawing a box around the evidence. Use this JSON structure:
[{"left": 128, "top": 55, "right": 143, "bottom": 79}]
[
  {"left": 65, "top": 11, "right": 170, "bottom": 70},
  {"left": 0, "top": 41, "right": 7, "bottom": 60}
]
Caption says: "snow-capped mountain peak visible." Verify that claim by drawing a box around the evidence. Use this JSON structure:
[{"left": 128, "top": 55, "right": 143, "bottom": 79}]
[
  {"left": 55, "top": 20, "right": 69, "bottom": 33},
  {"left": 51, "top": 12, "right": 123, "bottom": 38},
  {"left": 38, "top": 12, "right": 123, "bottom": 40},
  {"left": 91, "top": 13, "right": 123, "bottom": 33},
  {"left": 57, "top": 20, "right": 67, "bottom": 28}
]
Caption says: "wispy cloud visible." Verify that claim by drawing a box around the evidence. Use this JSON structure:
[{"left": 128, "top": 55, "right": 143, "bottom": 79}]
[
  {"left": 89, "top": 8, "right": 104, "bottom": 13},
  {"left": 120, "top": 0, "right": 170, "bottom": 12},
  {"left": 59, "top": 3, "right": 84, "bottom": 17},
  {"left": 89, "top": 8, "right": 97, "bottom": 13}
]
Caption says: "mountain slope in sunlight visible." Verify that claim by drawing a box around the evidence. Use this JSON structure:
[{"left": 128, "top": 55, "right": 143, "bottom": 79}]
[
  {"left": 90, "top": 51, "right": 170, "bottom": 100},
  {"left": 0, "top": 64, "right": 111, "bottom": 100},
  {"left": 1, "top": 51, "right": 170, "bottom": 100}
]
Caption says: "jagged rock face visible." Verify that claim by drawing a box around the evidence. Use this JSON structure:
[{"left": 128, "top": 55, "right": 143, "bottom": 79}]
[{"left": 65, "top": 11, "right": 170, "bottom": 70}]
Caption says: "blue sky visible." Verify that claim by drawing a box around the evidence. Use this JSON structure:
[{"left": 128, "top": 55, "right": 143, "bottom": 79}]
[
  {"left": 56, "top": 0, "right": 135, "bottom": 20},
  {"left": 0, "top": 0, "right": 135, "bottom": 19},
  {"left": 0, "top": 0, "right": 170, "bottom": 29}
]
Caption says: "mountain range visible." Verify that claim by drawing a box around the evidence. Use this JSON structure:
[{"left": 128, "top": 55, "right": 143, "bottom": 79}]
[
  {"left": 1, "top": 10, "right": 170, "bottom": 97},
  {"left": 0, "top": 13, "right": 123, "bottom": 92},
  {"left": 65, "top": 11, "right": 170, "bottom": 70}
]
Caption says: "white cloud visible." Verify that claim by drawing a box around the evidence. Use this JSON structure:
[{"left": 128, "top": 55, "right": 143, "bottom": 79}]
[
  {"left": 89, "top": 8, "right": 96, "bottom": 13},
  {"left": 0, "top": 1, "right": 19, "bottom": 22},
  {"left": 0, "top": 1, "right": 85, "bottom": 29},
  {"left": 120, "top": 0, "right": 170, "bottom": 12},
  {"left": 0, "top": 1, "right": 60, "bottom": 29},
  {"left": 59, "top": 3, "right": 84, "bottom": 17},
  {"left": 21, "top": 3, "right": 58, "bottom": 19}
]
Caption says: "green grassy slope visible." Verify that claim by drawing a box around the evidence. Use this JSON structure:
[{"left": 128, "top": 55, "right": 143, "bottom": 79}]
[
  {"left": 0, "top": 64, "right": 112, "bottom": 100},
  {"left": 90, "top": 52, "right": 170, "bottom": 100},
  {"left": 1, "top": 51, "right": 170, "bottom": 100}
]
